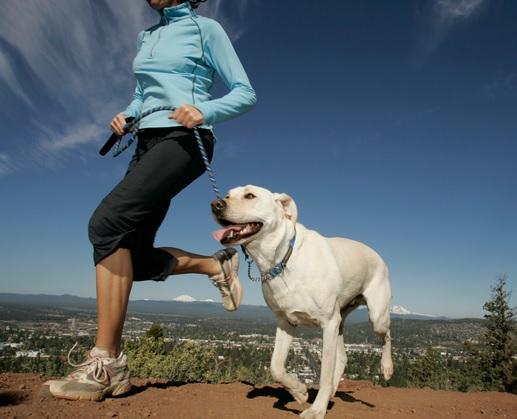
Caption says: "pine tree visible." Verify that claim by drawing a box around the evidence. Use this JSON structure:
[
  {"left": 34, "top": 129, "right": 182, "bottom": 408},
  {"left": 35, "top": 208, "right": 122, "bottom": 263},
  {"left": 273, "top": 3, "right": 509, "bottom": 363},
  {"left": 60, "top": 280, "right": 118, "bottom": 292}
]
[
  {"left": 146, "top": 324, "right": 164, "bottom": 340},
  {"left": 408, "top": 347, "right": 448, "bottom": 389},
  {"left": 480, "top": 274, "right": 516, "bottom": 392}
]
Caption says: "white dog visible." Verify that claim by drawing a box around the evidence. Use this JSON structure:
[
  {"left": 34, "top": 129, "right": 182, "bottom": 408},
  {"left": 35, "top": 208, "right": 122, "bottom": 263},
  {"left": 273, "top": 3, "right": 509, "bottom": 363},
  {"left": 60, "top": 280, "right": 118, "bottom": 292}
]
[{"left": 211, "top": 185, "right": 393, "bottom": 419}]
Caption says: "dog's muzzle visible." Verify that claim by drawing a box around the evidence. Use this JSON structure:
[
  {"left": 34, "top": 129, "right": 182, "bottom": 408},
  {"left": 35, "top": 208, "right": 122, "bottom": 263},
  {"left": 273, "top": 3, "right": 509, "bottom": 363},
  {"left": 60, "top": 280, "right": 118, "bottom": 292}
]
[{"left": 211, "top": 198, "right": 226, "bottom": 216}]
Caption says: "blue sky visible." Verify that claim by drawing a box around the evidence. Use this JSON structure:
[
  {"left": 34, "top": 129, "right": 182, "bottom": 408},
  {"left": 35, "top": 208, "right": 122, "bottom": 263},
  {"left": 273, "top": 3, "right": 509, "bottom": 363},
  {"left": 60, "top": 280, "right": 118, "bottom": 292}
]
[{"left": 0, "top": 0, "right": 515, "bottom": 318}]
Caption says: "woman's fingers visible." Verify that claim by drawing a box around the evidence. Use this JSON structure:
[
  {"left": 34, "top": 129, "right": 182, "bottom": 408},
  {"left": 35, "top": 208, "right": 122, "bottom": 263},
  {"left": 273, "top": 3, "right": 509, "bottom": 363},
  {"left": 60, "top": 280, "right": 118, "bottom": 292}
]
[
  {"left": 109, "top": 113, "right": 127, "bottom": 136},
  {"left": 169, "top": 105, "right": 204, "bottom": 128}
]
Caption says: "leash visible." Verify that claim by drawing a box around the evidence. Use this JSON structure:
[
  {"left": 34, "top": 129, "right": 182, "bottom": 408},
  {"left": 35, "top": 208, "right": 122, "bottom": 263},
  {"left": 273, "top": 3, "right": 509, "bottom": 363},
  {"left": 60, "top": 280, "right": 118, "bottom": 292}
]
[
  {"left": 99, "top": 105, "right": 222, "bottom": 200},
  {"left": 241, "top": 227, "right": 296, "bottom": 283}
]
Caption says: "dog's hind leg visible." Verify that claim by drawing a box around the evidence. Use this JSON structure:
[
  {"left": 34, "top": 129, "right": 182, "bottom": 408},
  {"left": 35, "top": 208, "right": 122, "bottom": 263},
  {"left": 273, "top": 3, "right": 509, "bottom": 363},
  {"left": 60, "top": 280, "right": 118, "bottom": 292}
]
[
  {"left": 332, "top": 319, "right": 347, "bottom": 397},
  {"left": 270, "top": 318, "right": 308, "bottom": 404},
  {"left": 363, "top": 268, "right": 394, "bottom": 381}
]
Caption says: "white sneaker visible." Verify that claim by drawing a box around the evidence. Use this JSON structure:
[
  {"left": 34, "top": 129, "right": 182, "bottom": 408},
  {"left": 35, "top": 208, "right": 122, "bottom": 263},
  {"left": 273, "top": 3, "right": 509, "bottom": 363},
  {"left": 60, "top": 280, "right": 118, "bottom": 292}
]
[
  {"left": 47, "top": 345, "right": 131, "bottom": 401},
  {"left": 210, "top": 248, "right": 242, "bottom": 311}
]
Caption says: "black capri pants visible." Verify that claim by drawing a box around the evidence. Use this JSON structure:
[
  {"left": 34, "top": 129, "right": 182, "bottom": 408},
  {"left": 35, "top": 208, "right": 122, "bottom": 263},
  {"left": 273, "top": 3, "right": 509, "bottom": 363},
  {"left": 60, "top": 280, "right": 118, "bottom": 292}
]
[{"left": 88, "top": 127, "right": 214, "bottom": 282}]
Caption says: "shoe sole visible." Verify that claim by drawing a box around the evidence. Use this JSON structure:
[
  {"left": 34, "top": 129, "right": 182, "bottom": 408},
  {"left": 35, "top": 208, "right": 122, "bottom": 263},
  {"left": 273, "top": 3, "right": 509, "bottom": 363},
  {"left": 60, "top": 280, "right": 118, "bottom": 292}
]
[
  {"left": 227, "top": 253, "right": 242, "bottom": 311},
  {"left": 213, "top": 249, "right": 242, "bottom": 311},
  {"left": 51, "top": 379, "right": 132, "bottom": 401}
]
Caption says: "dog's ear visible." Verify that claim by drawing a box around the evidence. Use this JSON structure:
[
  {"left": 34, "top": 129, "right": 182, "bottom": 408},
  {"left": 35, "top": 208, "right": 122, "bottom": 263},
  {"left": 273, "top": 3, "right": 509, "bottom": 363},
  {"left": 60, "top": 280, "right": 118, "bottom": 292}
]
[{"left": 273, "top": 193, "right": 298, "bottom": 223}]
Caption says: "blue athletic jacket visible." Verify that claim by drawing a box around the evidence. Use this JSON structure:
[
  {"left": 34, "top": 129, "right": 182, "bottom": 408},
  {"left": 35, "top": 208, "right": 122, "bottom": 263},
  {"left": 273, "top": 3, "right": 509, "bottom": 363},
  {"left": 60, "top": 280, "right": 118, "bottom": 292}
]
[{"left": 123, "top": 2, "right": 256, "bottom": 129}]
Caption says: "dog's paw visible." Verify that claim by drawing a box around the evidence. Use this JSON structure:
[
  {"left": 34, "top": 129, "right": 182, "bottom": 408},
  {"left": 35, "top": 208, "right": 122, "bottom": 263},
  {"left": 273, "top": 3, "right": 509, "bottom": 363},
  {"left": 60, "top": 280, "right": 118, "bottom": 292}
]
[
  {"left": 289, "top": 384, "right": 308, "bottom": 404},
  {"left": 381, "top": 359, "right": 394, "bottom": 381},
  {"left": 300, "top": 407, "right": 325, "bottom": 419}
]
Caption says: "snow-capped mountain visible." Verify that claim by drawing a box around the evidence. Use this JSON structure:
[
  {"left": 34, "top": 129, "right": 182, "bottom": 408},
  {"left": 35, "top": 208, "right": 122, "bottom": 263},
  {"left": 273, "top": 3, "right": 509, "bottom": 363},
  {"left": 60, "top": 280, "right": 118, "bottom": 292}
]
[
  {"left": 348, "top": 304, "right": 443, "bottom": 320},
  {"left": 172, "top": 295, "right": 216, "bottom": 303},
  {"left": 391, "top": 305, "right": 439, "bottom": 318},
  {"left": 391, "top": 305, "right": 412, "bottom": 315},
  {"left": 173, "top": 295, "right": 196, "bottom": 303}
]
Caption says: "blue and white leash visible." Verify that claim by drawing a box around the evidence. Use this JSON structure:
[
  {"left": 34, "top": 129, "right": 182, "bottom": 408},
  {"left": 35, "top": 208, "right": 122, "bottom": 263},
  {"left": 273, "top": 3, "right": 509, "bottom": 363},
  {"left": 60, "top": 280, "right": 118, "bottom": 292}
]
[
  {"left": 241, "top": 228, "right": 296, "bottom": 283},
  {"left": 112, "top": 105, "right": 222, "bottom": 200}
]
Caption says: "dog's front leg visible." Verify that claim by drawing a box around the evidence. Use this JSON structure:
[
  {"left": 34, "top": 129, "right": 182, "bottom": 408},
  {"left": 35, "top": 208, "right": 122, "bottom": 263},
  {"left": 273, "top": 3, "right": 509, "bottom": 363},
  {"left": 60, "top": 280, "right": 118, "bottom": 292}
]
[
  {"left": 270, "top": 318, "right": 308, "bottom": 404},
  {"left": 300, "top": 315, "right": 341, "bottom": 419}
]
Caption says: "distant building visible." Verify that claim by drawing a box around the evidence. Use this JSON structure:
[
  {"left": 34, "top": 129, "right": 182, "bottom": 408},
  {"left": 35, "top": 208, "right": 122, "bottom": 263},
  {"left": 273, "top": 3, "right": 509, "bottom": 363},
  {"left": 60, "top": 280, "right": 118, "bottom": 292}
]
[{"left": 15, "top": 350, "right": 41, "bottom": 358}]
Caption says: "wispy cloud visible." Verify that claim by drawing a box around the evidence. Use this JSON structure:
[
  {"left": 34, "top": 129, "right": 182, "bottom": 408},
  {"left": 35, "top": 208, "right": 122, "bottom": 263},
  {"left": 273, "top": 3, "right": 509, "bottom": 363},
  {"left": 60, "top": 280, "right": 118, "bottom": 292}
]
[
  {"left": 436, "top": 0, "right": 485, "bottom": 19},
  {"left": 484, "top": 70, "right": 517, "bottom": 99},
  {"left": 418, "top": 0, "right": 487, "bottom": 54},
  {"left": 39, "top": 123, "right": 105, "bottom": 153},
  {"left": 0, "top": 49, "right": 32, "bottom": 107},
  {"left": 201, "top": 0, "right": 258, "bottom": 42},
  {"left": 0, "top": 153, "right": 14, "bottom": 176}
]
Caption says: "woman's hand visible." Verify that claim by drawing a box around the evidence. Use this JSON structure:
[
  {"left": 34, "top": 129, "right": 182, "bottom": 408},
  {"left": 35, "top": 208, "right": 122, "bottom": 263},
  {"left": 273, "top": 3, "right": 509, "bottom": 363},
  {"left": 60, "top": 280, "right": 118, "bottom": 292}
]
[
  {"left": 169, "top": 104, "right": 205, "bottom": 128},
  {"left": 109, "top": 113, "right": 127, "bottom": 136}
]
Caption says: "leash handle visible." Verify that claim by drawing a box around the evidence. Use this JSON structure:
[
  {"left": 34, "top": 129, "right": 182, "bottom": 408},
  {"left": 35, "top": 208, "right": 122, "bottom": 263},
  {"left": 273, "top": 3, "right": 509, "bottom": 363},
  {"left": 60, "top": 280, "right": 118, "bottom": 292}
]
[{"left": 99, "top": 117, "right": 134, "bottom": 156}]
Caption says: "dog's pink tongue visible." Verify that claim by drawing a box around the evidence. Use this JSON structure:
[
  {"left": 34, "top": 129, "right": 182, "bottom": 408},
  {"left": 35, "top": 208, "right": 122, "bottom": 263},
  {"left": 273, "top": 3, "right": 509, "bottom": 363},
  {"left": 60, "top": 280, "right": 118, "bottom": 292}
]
[{"left": 212, "top": 225, "right": 243, "bottom": 242}]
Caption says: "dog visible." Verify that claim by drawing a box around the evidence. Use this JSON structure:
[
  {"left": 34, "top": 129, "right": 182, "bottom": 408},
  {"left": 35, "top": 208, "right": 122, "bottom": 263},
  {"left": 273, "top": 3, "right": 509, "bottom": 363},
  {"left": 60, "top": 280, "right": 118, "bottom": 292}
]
[{"left": 211, "top": 185, "right": 393, "bottom": 419}]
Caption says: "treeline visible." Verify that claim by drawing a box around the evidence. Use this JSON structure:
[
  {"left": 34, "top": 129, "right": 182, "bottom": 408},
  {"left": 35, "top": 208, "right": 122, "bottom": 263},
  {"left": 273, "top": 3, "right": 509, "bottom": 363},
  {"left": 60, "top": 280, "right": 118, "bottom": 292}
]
[{"left": 396, "top": 275, "right": 517, "bottom": 393}]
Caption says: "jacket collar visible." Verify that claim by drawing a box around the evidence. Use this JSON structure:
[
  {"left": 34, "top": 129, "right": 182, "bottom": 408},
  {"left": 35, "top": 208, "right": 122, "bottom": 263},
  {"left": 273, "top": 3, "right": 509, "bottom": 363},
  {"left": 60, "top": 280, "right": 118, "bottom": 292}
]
[{"left": 160, "top": 2, "right": 196, "bottom": 24}]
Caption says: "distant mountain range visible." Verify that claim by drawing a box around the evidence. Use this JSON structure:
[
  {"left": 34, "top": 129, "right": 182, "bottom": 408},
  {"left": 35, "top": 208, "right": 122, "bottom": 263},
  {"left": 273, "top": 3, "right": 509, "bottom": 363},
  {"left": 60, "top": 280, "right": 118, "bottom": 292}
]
[
  {"left": 170, "top": 295, "right": 444, "bottom": 320},
  {"left": 0, "top": 293, "right": 448, "bottom": 322}
]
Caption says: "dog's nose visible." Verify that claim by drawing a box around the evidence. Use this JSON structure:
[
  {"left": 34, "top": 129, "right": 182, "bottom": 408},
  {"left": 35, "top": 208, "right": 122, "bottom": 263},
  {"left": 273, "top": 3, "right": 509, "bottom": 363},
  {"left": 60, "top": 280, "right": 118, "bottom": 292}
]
[{"left": 211, "top": 199, "right": 227, "bottom": 213}]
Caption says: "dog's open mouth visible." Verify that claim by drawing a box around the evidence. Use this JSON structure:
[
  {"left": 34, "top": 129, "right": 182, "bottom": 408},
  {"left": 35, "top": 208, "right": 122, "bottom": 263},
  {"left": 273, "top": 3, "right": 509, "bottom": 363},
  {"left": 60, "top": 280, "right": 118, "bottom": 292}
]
[{"left": 212, "top": 220, "right": 263, "bottom": 244}]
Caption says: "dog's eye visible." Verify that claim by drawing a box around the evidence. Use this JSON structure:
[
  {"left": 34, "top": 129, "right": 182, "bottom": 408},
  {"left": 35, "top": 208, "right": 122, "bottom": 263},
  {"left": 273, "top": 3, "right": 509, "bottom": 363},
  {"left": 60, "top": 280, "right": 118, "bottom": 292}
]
[{"left": 244, "top": 193, "right": 256, "bottom": 199}]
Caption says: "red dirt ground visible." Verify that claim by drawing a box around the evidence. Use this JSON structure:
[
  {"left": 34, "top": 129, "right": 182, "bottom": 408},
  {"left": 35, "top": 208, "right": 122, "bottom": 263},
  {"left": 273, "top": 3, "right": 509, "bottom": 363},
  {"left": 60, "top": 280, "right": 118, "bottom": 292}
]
[{"left": 1, "top": 373, "right": 516, "bottom": 418}]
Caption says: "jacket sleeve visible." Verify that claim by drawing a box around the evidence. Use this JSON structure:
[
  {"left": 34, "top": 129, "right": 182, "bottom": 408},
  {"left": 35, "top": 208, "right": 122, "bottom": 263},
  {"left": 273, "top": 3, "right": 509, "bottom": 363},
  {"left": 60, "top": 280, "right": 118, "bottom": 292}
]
[
  {"left": 194, "top": 20, "right": 257, "bottom": 125},
  {"left": 122, "top": 31, "right": 145, "bottom": 118}
]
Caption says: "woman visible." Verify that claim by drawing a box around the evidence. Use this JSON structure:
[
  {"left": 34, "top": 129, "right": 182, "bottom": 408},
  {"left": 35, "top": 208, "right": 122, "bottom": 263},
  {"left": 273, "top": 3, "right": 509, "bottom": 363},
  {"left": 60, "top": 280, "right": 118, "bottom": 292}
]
[{"left": 48, "top": 0, "right": 256, "bottom": 401}]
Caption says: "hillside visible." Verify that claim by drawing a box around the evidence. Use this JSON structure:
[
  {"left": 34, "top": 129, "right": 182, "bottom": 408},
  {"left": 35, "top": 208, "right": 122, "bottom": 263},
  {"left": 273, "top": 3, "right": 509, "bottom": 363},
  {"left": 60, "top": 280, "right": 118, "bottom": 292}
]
[{"left": 1, "top": 373, "right": 516, "bottom": 419}]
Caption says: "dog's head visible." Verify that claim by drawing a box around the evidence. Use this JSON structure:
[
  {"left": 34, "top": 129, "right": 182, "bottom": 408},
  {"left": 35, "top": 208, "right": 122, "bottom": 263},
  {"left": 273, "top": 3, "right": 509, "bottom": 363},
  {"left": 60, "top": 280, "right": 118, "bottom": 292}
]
[{"left": 211, "top": 185, "right": 297, "bottom": 246}]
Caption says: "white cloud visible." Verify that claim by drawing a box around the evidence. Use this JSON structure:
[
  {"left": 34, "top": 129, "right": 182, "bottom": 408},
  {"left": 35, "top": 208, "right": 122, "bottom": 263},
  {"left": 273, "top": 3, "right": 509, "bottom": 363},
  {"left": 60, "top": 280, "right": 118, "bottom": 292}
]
[
  {"left": 421, "top": 0, "right": 487, "bottom": 53},
  {"left": 435, "top": 0, "right": 485, "bottom": 19},
  {"left": 39, "top": 123, "right": 105, "bottom": 153}
]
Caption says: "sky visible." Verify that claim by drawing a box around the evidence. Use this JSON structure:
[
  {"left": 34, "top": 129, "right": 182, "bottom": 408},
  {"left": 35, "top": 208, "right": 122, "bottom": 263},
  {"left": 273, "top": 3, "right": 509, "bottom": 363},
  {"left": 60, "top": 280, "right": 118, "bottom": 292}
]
[{"left": 0, "top": 0, "right": 516, "bottom": 318}]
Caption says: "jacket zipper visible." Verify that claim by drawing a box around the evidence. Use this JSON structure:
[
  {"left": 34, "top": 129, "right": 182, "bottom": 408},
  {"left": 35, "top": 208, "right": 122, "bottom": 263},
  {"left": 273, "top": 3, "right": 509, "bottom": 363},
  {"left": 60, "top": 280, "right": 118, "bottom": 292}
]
[
  {"left": 150, "top": 26, "right": 164, "bottom": 58},
  {"left": 150, "top": 13, "right": 169, "bottom": 58}
]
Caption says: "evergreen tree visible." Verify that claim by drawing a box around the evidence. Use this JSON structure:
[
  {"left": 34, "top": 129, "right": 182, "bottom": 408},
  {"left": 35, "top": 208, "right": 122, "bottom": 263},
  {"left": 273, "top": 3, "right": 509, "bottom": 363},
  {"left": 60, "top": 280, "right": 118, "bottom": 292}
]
[
  {"left": 146, "top": 324, "right": 164, "bottom": 340},
  {"left": 480, "top": 274, "right": 516, "bottom": 393},
  {"left": 407, "top": 347, "right": 448, "bottom": 389},
  {"left": 450, "top": 341, "right": 484, "bottom": 392}
]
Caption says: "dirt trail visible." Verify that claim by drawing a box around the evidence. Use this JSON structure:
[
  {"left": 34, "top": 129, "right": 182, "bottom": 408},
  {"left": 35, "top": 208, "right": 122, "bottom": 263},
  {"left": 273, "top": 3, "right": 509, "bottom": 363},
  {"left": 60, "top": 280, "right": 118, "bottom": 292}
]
[{"left": 1, "top": 373, "right": 516, "bottom": 418}]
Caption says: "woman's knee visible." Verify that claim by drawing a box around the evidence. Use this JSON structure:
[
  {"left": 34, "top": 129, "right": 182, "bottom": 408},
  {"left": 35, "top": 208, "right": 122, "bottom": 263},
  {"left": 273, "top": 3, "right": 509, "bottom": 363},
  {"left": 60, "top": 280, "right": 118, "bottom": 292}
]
[{"left": 88, "top": 205, "right": 109, "bottom": 245}]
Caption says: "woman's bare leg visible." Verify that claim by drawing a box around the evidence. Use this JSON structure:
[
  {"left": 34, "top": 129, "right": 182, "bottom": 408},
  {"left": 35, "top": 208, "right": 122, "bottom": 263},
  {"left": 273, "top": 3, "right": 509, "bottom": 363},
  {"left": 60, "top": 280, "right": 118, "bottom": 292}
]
[
  {"left": 161, "top": 247, "right": 221, "bottom": 276},
  {"left": 94, "top": 247, "right": 222, "bottom": 357},
  {"left": 95, "top": 248, "right": 133, "bottom": 357}
]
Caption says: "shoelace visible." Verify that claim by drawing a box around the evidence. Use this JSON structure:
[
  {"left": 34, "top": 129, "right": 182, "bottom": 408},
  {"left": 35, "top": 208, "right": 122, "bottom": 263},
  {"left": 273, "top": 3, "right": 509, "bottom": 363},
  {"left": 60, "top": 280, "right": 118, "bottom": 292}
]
[
  {"left": 67, "top": 342, "right": 109, "bottom": 384},
  {"left": 210, "top": 275, "right": 231, "bottom": 297}
]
